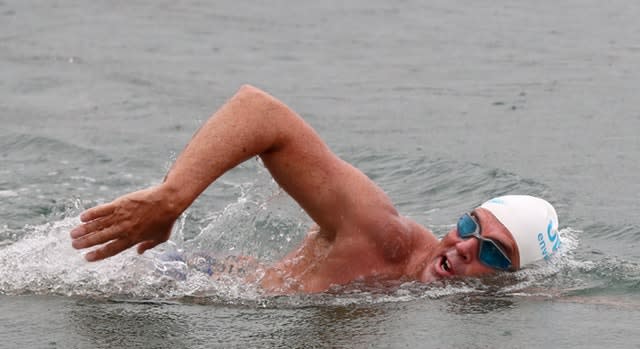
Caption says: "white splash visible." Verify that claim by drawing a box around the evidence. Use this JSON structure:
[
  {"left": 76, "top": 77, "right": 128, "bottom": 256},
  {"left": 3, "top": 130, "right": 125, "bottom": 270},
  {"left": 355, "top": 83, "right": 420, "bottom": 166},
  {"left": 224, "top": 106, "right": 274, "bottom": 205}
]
[{"left": 0, "top": 196, "right": 594, "bottom": 306}]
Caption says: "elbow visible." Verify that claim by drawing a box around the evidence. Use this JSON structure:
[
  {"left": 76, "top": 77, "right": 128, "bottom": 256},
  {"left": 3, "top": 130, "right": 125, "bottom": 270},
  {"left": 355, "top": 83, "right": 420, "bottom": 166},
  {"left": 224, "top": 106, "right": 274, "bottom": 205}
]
[
  {"left": 234, "top": 84, "right": 291, "bottom": 119},
  {"left": 231, "top": 84, "right": 298, "bottom": 151},
  {"left": 237, "top": 83, "right": 260, "bottom": 94},
  {"left": 235, "top": 84, "right": 271, "bottom": 102}
]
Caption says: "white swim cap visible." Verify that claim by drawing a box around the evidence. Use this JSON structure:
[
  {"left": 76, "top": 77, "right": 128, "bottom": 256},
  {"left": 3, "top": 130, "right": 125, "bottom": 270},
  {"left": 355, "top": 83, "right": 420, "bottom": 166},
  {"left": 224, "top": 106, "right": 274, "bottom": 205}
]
[{"left": 480, "top": 195, "right": 560, "bottom": 268}]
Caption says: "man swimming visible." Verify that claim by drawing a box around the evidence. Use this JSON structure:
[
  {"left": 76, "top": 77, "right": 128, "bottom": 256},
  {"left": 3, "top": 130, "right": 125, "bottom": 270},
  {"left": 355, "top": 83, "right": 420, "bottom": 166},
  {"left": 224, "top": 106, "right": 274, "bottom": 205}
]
[{"left": 70, "top": 85, "right": 561, "bottom": 294}]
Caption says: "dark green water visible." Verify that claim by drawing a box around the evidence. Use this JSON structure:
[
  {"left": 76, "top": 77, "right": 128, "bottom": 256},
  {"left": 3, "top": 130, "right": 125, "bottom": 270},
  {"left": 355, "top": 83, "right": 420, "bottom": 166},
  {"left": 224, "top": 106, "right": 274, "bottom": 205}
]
[{"left": 1, "top": 0, "right": 639, "bottom": 348}]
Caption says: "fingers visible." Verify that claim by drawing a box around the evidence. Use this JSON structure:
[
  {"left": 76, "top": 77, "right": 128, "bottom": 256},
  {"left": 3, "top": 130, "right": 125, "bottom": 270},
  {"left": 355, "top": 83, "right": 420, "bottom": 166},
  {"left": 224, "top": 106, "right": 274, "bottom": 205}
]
[
  {"left": 71, "top": 225, "right": 121, "bottom": 249},
  {"left": 84, "top": 238, "right": 133, "bottom": 262},
  {"left": 70, "top": 217, "right": 110, "bottom": 239},
  {"left": 80, "top": 203, "right": 116, "bottom": 223},
  {"left": 137, "top": 240, "right": 163, "bottom": 254},
  {"left": 71, "top": 203, "right": 116, "bottom": 239}
]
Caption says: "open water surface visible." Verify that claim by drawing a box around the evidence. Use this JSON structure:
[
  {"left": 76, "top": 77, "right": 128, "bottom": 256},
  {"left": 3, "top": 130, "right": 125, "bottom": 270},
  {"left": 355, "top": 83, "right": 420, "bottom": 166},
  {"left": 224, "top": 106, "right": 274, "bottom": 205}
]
[{"left": 1, "top": 0, "right": 639, "bottom": 348}]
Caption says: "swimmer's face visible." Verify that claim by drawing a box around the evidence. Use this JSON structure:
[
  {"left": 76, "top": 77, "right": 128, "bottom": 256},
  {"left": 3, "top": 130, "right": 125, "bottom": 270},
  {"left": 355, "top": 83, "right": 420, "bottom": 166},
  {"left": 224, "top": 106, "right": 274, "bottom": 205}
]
[{"left": 418, "top": 207, "right": 520, "bottom": 282}]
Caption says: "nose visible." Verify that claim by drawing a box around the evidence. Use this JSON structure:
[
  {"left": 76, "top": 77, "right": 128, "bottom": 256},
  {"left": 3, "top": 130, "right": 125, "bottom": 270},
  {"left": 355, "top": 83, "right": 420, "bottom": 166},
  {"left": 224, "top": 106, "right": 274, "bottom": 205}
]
[{"left": 455, "top": 237, "right": 479, "bottom": 264}]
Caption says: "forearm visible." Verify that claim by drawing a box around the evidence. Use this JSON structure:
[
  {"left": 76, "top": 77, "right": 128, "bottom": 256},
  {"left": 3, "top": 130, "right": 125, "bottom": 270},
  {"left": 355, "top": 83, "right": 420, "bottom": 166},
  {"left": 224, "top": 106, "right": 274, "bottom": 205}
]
[
  {"left": 71, "top": 85, "right": 399, "bottom": 261},
  {"left": 161, "top": 85, "right": 301, "bottom": 215}
]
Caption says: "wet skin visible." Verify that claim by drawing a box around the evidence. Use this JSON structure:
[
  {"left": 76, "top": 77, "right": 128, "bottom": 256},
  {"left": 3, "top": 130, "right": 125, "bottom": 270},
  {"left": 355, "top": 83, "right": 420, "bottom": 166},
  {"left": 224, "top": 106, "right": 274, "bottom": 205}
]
[
  {"left": 417, "top": 207, "right": 520, "bottom": 283},
  {"left": 257, "top": 207, "right": 520, "bottom": 293},
  {"left": 70, "top": 85, "right": 520, "bottom": 294}
]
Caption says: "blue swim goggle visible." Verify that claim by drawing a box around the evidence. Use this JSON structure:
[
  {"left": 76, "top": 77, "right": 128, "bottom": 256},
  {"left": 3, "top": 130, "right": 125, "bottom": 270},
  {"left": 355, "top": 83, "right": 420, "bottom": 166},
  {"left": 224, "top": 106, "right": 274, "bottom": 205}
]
[{"left": 457, "top": 213, "right": 513, "bottom": 271}]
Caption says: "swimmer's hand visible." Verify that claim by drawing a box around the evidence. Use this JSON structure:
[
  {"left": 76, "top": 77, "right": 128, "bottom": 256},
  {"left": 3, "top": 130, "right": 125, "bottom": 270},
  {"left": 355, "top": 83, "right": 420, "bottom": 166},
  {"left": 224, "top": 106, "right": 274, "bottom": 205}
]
[{"left": 70, "top": 185, "right": 179, "bottom": 261}]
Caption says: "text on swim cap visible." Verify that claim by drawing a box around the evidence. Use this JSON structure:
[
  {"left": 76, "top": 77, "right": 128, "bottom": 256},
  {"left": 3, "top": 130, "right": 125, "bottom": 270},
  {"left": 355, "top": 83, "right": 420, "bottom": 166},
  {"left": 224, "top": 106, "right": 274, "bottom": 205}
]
[{"left": 537, "top": 220, "right": 561, "bottom": 260}]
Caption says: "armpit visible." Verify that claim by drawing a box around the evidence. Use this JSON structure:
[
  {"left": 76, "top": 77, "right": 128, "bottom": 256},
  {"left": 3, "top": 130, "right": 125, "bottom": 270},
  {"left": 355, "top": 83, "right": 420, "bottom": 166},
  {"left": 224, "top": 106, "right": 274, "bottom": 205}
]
[{"left": 376, "top": 217, "right": 413, "bottom": 263}]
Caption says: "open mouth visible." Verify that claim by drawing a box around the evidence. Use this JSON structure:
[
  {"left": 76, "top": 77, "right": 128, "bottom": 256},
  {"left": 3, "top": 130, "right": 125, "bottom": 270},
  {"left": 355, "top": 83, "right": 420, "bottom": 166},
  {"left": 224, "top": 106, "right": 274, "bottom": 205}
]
[{"left": 439, "top": 255, "right": 454, "bottom": 275}]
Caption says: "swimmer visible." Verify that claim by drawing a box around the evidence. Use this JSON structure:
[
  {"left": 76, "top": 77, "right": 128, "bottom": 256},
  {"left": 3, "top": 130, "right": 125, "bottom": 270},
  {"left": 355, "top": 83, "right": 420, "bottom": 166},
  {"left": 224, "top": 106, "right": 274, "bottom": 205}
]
[{"left": 70, "top": 85, "right": 561, "bottom": 293}]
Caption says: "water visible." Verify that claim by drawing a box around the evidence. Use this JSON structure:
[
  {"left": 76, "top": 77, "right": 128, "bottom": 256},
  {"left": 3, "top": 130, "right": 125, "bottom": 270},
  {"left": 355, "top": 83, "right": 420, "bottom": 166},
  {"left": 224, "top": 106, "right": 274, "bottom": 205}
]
[{"left": 1, "top": 0, "right": 640, "bottom": 347}]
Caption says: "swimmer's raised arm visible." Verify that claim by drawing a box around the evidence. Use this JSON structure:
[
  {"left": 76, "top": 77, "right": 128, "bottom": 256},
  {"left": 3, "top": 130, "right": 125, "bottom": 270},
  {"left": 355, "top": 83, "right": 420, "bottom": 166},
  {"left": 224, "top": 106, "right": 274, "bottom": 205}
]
[{"left": 71, "top": 85, "right": 399, "bottom": 261}]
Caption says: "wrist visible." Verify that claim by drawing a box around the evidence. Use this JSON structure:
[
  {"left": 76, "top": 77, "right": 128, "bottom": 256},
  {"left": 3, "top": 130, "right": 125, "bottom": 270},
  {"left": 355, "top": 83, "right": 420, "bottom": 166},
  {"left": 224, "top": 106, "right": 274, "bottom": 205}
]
[{"left": 156, "top": 182, "right": 191, "bottom": 218}]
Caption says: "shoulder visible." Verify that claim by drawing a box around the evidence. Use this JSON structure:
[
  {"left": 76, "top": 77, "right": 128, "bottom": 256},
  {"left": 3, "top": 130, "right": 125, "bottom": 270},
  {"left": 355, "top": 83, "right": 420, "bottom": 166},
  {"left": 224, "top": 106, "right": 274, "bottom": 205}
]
[{"left": 353, "top": 213, "right": 433, "bottom": 264}]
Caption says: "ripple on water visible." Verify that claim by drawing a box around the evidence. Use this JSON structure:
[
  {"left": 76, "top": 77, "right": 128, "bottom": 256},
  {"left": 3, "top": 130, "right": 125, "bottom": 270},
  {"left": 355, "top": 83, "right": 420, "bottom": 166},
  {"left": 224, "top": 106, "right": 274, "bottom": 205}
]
[
  {"left": 0, "top": 152, "right": 636, "bottom": 307},
  {"left": 0, "top": 193, "right": 619, "bottom": 308},
  {"left": 0, "top": 190, "right": 19, "bottom": 198}
]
